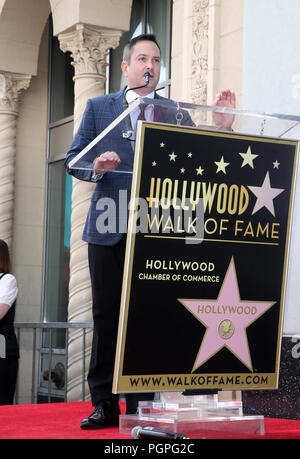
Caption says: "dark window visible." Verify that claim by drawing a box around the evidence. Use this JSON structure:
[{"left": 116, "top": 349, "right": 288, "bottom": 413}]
[
  {"left": 109, "top": 0, "right": 172, "bottom": 97},
  {"left": 43, "top": 17, "right": 74, "bottom": 348}
]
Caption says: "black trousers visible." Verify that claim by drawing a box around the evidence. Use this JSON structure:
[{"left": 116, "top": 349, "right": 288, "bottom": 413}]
[
  {"left": 87, "top": 238, "right": 153, "bottom": 411},
  {"left": 0, "top": 357, "right": 18, "bottom": 405}
]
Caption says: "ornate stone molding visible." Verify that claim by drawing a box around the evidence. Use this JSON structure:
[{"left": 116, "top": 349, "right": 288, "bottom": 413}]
[
  {"left": 59, "top": 23, "right": 122, "bottom": 79},
  {"left": 191, "top": 0, "right": 209, "bottom": 105},
  {"left": 0, "top": 72, "right": 31, "bottom": 248},
  {"left": 0, "top": 72, "right": 31, "bottom": 114}
]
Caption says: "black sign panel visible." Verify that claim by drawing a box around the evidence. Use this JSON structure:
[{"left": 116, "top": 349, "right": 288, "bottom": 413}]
[{"left": 113, "top": 122, "right": 298, "bottom": 392}]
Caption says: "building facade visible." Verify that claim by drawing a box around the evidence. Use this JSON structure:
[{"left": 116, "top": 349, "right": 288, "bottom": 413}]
[{"left": 0, "top": 0, "right": 299, "bottom": 417}]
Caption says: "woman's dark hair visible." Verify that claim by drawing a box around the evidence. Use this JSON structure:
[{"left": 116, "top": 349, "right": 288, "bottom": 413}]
[{"left": 0, "top": 240, "right": 11, "bottom": 273}]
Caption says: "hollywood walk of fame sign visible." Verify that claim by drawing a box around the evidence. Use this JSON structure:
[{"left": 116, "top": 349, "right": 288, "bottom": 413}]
[{"left": 113, "top": 121, "right": 299, "bottom": 393}]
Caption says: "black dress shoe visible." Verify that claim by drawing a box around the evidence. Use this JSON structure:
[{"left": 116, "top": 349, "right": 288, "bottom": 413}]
[{"left": 80, "top": 400, "right": 120, "bottom": 429}]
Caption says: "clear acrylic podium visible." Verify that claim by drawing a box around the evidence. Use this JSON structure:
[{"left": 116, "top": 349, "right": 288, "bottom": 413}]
[
  {"left": 69, "top": 97, "right": 300, "bottom": 174},
  {"left": 69, "top": 98, "right": 300, "bottom": 438},
  {"left": 119, "top": 392, "right": 265, "bottom": 438}
]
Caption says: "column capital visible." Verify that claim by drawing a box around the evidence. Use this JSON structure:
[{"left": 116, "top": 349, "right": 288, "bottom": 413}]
[
  {"left": 58, "top": 23, "right": 122, "bottom": 78},
  {"left": 0, "top": 72, "right": 32, "bottom": 114}
]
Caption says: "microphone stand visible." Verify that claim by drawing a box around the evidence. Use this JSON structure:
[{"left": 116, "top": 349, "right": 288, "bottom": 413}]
[
  {"left": 122, "top": 72, "right": 150, "bottom": 139},
  {"left": 124, "top": 71, "right": 150, "bottom": 98}
]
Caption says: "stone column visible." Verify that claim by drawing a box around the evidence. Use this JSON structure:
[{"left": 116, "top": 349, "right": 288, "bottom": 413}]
[
  {"left": 59, "top": 24, "right": 122, "bottom": 401},
  {"left": 191, "top": 0, "right": 209, "bottom": 105},
  {"left": 172, "top": 0, "right": 209, "bottom": 123},
  {"left": 0, "top": 72, "right": 31, "bottom": 250}
]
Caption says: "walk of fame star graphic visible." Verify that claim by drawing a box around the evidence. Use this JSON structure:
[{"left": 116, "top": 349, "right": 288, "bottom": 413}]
[
  {"left": 178, "top": 258, "right": 275, "bottom": 372},
  {"left": 248, "top": 171, "right": 284, "bottom": 216}
]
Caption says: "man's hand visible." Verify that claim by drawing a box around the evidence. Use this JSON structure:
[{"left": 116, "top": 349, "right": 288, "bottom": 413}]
[
  {"left": 212, "top": 89, "right": 236, "bottom": 130},
  {"left": 94, "top": 151, "right": 121, "bottom": 174}
]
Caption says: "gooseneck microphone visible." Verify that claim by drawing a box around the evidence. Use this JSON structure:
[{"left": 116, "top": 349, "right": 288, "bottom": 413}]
[
  {"left": 144, "top": 71, "right": 150, "bottom": 85},
  {"left": 131, "top": 426, "right": 189, "bottom": 440},
  {"left": 122, "top": 72, "right": 151, "bottom": 139},
  {"left": 124, "top": 72, "right": 150, "bottom": 98}
]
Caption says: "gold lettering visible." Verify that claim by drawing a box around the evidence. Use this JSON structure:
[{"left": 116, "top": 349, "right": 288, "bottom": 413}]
[
  {"left": 189, "top": 181, "right": 201, "bottom": 211},
  {"left": 219, "top": 219, "right": 229, "bottom": 234},
  {"left": 234, "top": 219, "right": 244, "bottom": 235},
  {"left": 228, "top": 184, "right": 239, "bottom": 215},
  {"left": 172, "top": 180, "right": 181, "bottom": 209},
  {"left": 238, "top": 186, "right": 249, "bottom": 215},
  {"left": 202, "top": 182, "right": 218, "bottom": 213},
  {"left": 271, "top": 223, "right": 280, "bottom": 239},
  {"left": 163, "top": 215, "right": 174, "bottom": 232},
  {"left": 146, "top": 178, "right": 250, "bottom": 215},
  {"left": 146, "top": 177, "right": 161, "bottom": 208},
  {"left": 256, "top": 221, "right": 269, "bottom": 238},
  {"left": 161, "top": 178, "right": 172, "bottom": 209},
  {"left": 204, "top": 218, "right": 218, "bottom": 234},
  {"left": 244, "top": 221, "right": 255, "bottom": 237},
  {"left": 216, "top": 183, "right": 228, "bottom": 214}
]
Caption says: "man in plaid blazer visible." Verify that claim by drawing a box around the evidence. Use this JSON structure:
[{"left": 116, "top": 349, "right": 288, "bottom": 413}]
[{"left": 65, "top": 33, "right": 236, "bottom": 429}]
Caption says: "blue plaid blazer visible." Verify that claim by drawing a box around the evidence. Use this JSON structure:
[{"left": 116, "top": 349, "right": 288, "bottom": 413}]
[{"left": 65, "top": 87, "right": 191, "bottom": 246}]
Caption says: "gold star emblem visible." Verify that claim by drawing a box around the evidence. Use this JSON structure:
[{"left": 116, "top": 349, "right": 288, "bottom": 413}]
[{"left": 215, "top": 156, "right": 230, "bottom": 174}]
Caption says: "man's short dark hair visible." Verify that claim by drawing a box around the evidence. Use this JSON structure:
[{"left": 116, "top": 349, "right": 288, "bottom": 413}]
[{"left": 122, "top": 34, "right": 161, "bottom": 63}]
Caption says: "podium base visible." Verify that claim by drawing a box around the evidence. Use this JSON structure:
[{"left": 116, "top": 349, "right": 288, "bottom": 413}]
[{"left": 119, "top": 392, "right": 264, "bottom": 438}]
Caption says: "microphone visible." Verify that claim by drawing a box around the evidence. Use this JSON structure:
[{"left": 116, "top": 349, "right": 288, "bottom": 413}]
[
  {"left": 131, "top": 426, "right": 189, "bottom": 440},
  {"left": 144, "top": 71, "right": 150, "bottom": 85},
  {"left": 122, "top": 72, "right": 151, "bottom": 139},
  {"left": 124, "top": 72, "right": 151, "bottom": 98}
]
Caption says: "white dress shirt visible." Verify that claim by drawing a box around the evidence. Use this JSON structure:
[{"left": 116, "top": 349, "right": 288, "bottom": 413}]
[
  {"left": 0, "top": 274, "right": 18, "bottom": 307},
  {"left": 125, "top": 89, "right": 155, "bottom": 133}
]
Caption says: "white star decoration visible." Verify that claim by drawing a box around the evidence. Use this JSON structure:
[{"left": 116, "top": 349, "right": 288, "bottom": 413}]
[
  {"left": 152, "top": 143, "right": 285, "bottom": 192},
  {"left": 196, "top": 166, "right": 204, "bottom": 176},
  {"left": 215, "top": 156, "right": 230, "bottom": 174},
  {"left": 248, "top": 171, "right": 284, "bottom": 216},
  {"left": 239, "top": 146, "right": 258, "bottom": 169}
]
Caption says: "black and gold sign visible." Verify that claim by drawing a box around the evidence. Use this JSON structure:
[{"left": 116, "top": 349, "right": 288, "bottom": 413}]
[{"left": 113, "top": 121, "right": 298, "bottom": 393}]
